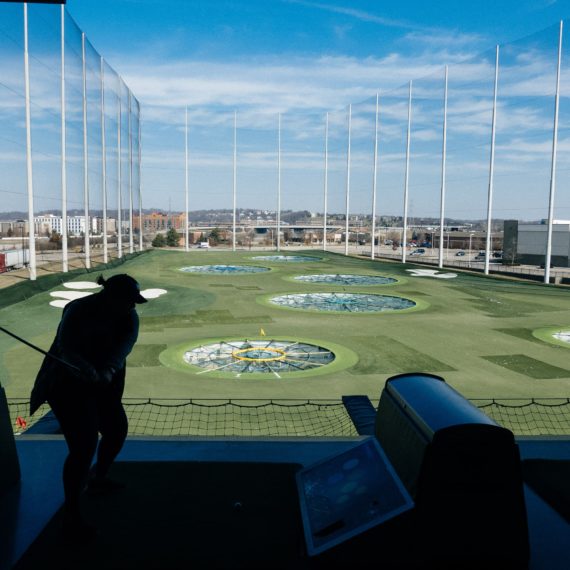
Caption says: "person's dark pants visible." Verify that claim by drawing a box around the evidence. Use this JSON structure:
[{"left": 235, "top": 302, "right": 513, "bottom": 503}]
[{"left": 47, "top": 370, "right": 127, "bottom": 520}]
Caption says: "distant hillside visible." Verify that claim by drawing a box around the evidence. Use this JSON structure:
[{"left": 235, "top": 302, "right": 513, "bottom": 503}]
[{"left": 0, "top": 209, "right": 536, "bottom": 229}]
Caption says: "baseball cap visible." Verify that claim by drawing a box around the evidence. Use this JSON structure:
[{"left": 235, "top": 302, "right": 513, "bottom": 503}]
[{"left": 99, "top": 274, "right": 148, "bottom": 304}]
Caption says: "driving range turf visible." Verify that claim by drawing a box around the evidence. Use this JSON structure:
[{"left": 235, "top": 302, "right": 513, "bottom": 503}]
[{"left": 1, "top": 249, "right": 569, "bottom": 403}]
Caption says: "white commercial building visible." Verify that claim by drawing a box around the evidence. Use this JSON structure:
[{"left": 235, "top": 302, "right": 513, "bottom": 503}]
[
  {"left": 504, "top": 220, "right": 570, "bottom": 267},
  {"left": 34, "top": 215, "right": 88, "bottom": 236},
  {"left": 34, "top": 215, "right": 60, "bottom": 235}
]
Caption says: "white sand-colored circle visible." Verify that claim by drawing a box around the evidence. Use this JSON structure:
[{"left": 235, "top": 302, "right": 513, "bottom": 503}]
[
  {"left": 140, "top": 288, "right": 167, "bottom": 299},
  {"left": 50, "top": 291, "right": 94, "bottom": 300},
  {"left": 63, "top": 281, "right": 101, "bottom": 290},
  {"left": 48, "top": 288, "right": 166, "bottom": 308},
  {"left": 49, "top": 300, "right": 71, "bottom": 308},
  {"left": 553, "top": 331, "right": 570, "bottom": 344},
  {"left": 406, "top": 269, "right": 457, "bottom": 279}
]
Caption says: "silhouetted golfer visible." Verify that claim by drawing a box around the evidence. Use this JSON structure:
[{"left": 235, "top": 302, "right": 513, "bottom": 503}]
[{"left": 30, "top": 274, "right": 147, "bottom": 541}]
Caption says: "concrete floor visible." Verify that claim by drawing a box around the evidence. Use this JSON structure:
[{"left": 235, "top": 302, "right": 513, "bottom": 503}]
[{"left": 1, "top": 435, "right": 569, "bottom": 570}]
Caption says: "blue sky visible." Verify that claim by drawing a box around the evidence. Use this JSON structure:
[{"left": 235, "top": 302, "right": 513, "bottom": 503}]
[
  {"left": 1, "top": 1, "right": 569, "bottom": 220},
  {"left": 69, "top": 1, "right": 565, "bottom": 61}
]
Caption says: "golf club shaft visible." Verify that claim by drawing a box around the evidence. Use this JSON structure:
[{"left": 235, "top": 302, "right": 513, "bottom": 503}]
[{"left": 0, "top": 325, "right": 81, "bottom": 373}]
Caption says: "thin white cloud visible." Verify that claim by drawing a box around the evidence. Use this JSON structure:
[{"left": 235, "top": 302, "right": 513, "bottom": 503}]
[
  {"left": 402, "top": 30, "right": 487, "bottom": 49},
  {"left": 283, "top": 0, "right": 433, "bottom": 33},
  {"left": 119, "top": 53, "right": 449, "bottom": 126},
  {"left": 333, "top": 23, "right": 353, "bottom": 40}
]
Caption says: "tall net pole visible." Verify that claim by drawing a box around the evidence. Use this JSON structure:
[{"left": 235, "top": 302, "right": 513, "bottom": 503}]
[
  {"left": 402, "top": 80, "right": 413, "bottom": 264},
  {"left": 438, "top": 66, "right": 448, "bottom": 269},
  {"left": 138, "top": 102, "right": 143, "bottom": 251},
  {"left": 117, "top": 80, "right": 122, "bottom": 258},
  {"left": 323, "top": 112, "right": 328, "bottom": 252},
  {"left": 232, "top": 111, "right": 237, "bottom": 252},
  {"left": 371, "top": 93, "right": 379, "bottom": 260},
  {"left": 545, "top": 21, "right": 563, "bottom": 284},
  {"left": 185, "top": 107, "right": 189, "bottom": 252},
  {"left": 60, "top": 6, "right": 68, "bottom": 272},
  {"left": 100, "top": 56, "right": 108, "bottom": 263},
  {"left": 23, "top": 4, "right": 36, "bottom": 281},
  {"left": 81, "top": 33, "right": 91, "bottom": 268},
  {"left": 277, "top": 113, "right": 281, "bottom": 252},
  {"left": 344, "top": 104, "right": 352, "bottom": 256},
  {"left": 484, "top": 47, "right": 500, "bottom": 276},
  {"left": 128, "top": 91, "right": 134, "bottom": 254}
]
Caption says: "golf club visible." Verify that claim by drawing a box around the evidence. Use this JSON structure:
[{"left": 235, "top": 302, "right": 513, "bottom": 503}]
[{"left": 0, "top": 325, "right": 81, "bottom": 373}]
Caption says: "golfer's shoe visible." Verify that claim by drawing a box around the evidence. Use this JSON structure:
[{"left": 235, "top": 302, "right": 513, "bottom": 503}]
[{"left": 86, "top": 476, "right": 127, "bottom": 495}]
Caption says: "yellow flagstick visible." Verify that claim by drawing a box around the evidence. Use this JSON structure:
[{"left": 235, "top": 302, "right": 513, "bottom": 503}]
[{"left": 260, "top": 328, "right": 266, "bottom": 337}]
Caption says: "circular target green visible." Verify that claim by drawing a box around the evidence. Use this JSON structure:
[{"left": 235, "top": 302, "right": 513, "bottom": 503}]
[{"left": 159, "top": 336, "right": 358, "bottom": 379}]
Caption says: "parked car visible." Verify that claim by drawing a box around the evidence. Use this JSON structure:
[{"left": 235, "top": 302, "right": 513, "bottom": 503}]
[{"left": 409, "top": 248, "right": 426, "bottom": 256}]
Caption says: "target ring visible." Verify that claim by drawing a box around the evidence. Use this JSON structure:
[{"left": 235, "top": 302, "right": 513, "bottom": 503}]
[
  {"left": 159, "top": 337, "right": 359, "bottom": 378},
  {"left": 231, "top": 347, "right": 287, "bottom": 362}
]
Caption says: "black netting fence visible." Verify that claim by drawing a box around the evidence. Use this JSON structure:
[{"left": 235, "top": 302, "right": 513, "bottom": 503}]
[
  {"left": 7, "top": 399, "right": 359, "bottom": 437},
  {"left": 471, "top": 399, "right": 570, "bottom": 436},
  {"left": 7, "top": 397, "right": 570, "bottom": 437}
]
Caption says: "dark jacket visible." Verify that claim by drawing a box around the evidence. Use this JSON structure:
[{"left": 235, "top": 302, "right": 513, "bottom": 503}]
[{"left": 30, "top": 292, "right": 139, "bottom": 415}]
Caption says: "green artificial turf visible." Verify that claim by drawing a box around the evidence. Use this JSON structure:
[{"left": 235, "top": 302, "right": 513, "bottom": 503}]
[
  {"left": 348, "top": 335, "right": 456, "bottom": 374},
  {"left": 494, "top": 328, "right": 543, "bottom": 344},
  {"left": 127, "top": 344, "right": 167, "bottom": 367},
  {"left": 456, "top": 289, "right": 559, "bottom": 318},
  {"left": 2, "top": 249, "right": 570, "bottom": 404},
  {"left": 482, "top": 355, "right": 570, "bottom": 379}
]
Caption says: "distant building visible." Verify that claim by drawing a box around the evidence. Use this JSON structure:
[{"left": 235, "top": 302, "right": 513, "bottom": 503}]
[
  {"left": 142, "top": 212, "right": 168, "bottom": 233},
  {"left": 34, "top": 215, "right": 60, "bottom": 235},
  {"left": 172, "top": 213, "right": 186, "bottom": 230},
  {"left": 34, "top": 214, "right": 87, "bottom": 236},
  {"left": 142, "top": 212, "right": 186, "bottom": 233},
  {"left": 431, "top": 230, "right": 501, "bottom": 251},
  {"left": 0, "top": 221, "right": 27, "bottom": 236},
  {"left": 64, "top": 216, "right": 86, "bottom": 236},
  {"left": 504, "top": 220, "right": 570, "bottom": 266},
  {"left": 91, "top": 216, "right": 117, "bottom": 235},
  {"left": 0, "top": 221, "right": 13, "bottom": 236},
  {"left": 36, "top": 220, "right": 52, "bottom": 237},
  {"left": 189, "top": 231, "right": 203, "bottom": 244}
]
